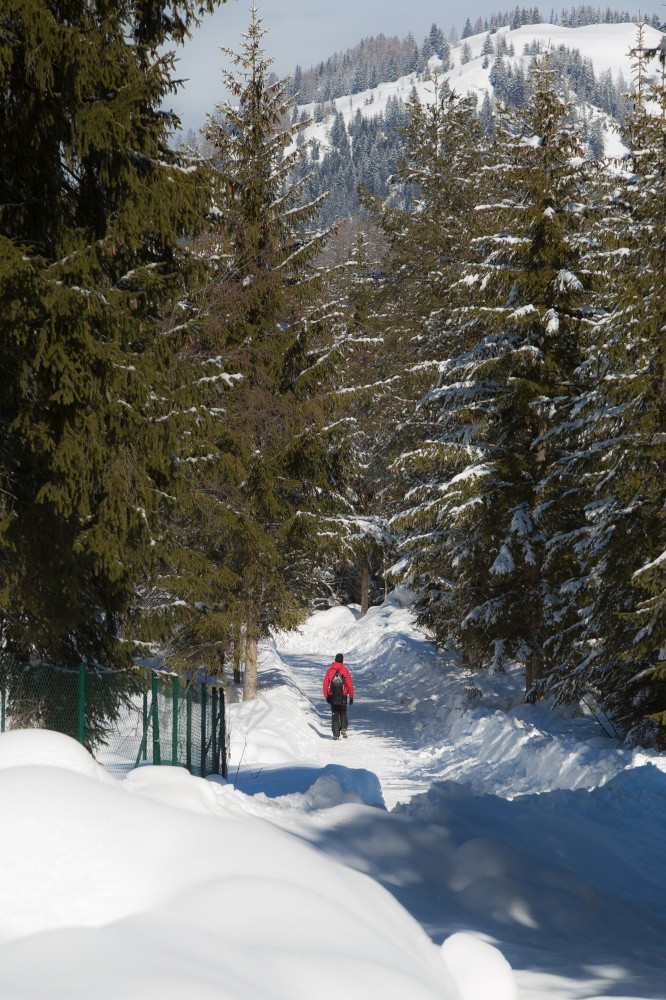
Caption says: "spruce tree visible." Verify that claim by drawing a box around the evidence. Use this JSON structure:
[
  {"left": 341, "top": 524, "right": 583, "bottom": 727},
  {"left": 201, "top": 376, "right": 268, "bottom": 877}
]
[
  {"left": 542, "top": 24, "right": 666, "bottom": 740},
  {"left": 168, "top": 6, "right": 338, "bottom": 698},
  {"left": 356, "top": 81, "right": 492, "bottom": 649},
  {"left": 314, "top": 228, "right": 397, "bottom": 613},
  {"left": 0, "top": 0, "right": 218, "bottom": 672},
  {"left": 466, "top": 58, "right": 588, "bottom": 691},
  {"left": 391, "top": 59, "right": 590, "bottom": 692}
]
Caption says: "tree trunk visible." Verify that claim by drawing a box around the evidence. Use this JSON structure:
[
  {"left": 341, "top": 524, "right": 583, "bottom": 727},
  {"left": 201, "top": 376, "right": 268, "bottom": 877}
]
[
  {"left": 243, "top": 635, "right": 258, "bottom": 700},
  {"left": 360, "top": 561, "right": 370, "bottom": 617},
  {"left": 525, "top": 633, "right": 544, "bottom": 700},
  {"left": 525, "top": 656, "right": 534, "bottom": 698},
  {"left": 525, "top": 561, "right": 544, "bottom": 701},
  {"left": 242, "top": 613, "right": 259, "bottom": 701},
  {"left": 231, "top": 640, "right": 241, "bottom": 685},
  {"left": 656, "top": 724, "right": 666, "bottom": 753},
  {"left": 525, "top": 410, "right": 549, "bottom": 701}
]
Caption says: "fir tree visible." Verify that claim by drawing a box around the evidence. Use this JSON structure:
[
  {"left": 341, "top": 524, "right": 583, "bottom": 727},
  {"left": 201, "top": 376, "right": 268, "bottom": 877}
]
[
  {"left": 358, "top": 81, "right": 493, "bottom": 653},
  {"left": 0, "top": 0, "right": 218, "bottom": 672},
  {"left": 391, "top": 59, "right": 590, "bottom": 692},
  {"left": 466, "top": 58, "right": 589, "bottom": 691},
  {"left": 542, "top": 23, "right": 666, "bottom": 740},
  {"left": 314, "top": 229, "right": 397, "bottom": 613},
  {"left": 174, "top": 6, "right": 337, "bottom": 698}
]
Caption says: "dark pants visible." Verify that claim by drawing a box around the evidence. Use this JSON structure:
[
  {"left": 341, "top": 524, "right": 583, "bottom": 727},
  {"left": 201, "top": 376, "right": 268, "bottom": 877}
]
[{"left": 331, "top": 701, "right": 348, "bottom": 738}]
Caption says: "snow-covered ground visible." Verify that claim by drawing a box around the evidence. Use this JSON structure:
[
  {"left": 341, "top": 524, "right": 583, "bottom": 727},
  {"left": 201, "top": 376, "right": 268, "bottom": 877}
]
[
  {"left": 294, "top": 22, "right": 665, "bottom": 160},
  {"left": 2, "top": 594, "right": 666, "bottom": 999}
]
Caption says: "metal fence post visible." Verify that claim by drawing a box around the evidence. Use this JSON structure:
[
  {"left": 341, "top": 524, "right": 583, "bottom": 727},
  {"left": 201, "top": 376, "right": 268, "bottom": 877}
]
[
  {"left": 200, "top": 682, "right": 207, "bottom": 777},
  {"left": 211, "top": 686, "right": 219, "bottom": 774},
  {"left": 151, "top": 673, "right": 161, "bottom": 765},
  {"left": 219, "top": 687, "right": 228, "bottom": 780},
  {"left": 135, "top": 693, "right": 149, "bottom": 769},
  {"left": 172, "top": 675, "right": 179, "bottom": 766},
  {"left": 1, "top": 681, "right": 5, "bottom": 733},
  {"left": 186, "top": 686, "right": 192, "bottom": 773},
  {"left": 142, "top": 690, "right": 148, "bottom": 761},
  {"left": 77, "top": 664, "right": 86, "bottom": 744}
]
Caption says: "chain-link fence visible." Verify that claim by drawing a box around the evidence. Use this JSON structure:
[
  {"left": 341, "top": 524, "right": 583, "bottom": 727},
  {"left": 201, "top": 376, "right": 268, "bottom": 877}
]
[{"left": 0, "top": 660, "right": 228, "bottom": 780}]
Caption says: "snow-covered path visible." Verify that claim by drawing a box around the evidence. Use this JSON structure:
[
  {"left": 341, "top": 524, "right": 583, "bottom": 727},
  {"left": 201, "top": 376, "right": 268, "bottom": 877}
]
[
  {"left": 230, "top": 599, "right": 462, "bottom": 808},
  {"left": 227, "top": 598, "right": 666, "bottom": 1000},
  {"left": 270, "top": 650, "right": 419, "bottom": 803},
  {"left": 232, "top": 598, "right": 646, "bottom": 808},
  {"left": 2, "top": 596, "right": 666, "bottom": 1000}
]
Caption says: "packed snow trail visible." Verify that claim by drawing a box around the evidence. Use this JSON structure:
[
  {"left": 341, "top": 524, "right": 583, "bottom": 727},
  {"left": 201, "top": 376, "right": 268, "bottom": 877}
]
[
  {"left": 229, "top": 598, "right": 459, "bottom": 808},
  {"left": 230, "top": 597, "right": 646, "bottom": 808},
  {"left": 227, "top": 596, "right": 666, "bottom": 1000}
]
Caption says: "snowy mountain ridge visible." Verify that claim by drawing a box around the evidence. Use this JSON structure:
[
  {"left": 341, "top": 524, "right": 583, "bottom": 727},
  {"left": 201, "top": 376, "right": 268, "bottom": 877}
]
[
  {"left": 297, "top": 21, "right": 660, "bottom": 145},
  {"left": 290, "top": 21, "right": 664, "bottom": 222}
]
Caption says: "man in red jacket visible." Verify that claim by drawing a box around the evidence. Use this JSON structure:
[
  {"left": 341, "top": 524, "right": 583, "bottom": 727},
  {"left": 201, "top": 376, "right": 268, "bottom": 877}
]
[{"left": 323, "top": 653, "right": 354, "bottom": 740}]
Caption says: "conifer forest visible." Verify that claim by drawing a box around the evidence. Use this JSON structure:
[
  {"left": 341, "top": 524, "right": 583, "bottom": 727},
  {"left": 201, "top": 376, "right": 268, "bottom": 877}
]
[{"left": 0, "top": 1, "right": 665, "bottom": 746}]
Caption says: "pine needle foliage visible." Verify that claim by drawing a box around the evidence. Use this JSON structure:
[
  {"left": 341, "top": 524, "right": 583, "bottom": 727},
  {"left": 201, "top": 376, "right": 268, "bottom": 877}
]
[
  {"left": 542, "top": 23, "right": 666, "bottom": 738},
  {"left": 0, "top": 0, "right": 220, "bottom": 670},
  {"left": 162, "top": 7, "right": 341, "bottom": 694},
  {"left": 313, "top": 229, "right": 398, "bottom": 611},
  {"left": 390, "top": 59, "right": 591, "bottom": 693},
  {"left": 372, "top": 81, "right": 493, "bottom": 651}
]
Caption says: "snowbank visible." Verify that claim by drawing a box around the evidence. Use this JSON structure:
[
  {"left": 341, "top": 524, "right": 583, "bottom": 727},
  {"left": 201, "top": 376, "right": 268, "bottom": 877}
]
[
  {"left": 0, "top": 728, "right": 113, "bottom": 782},
  {"left": 0, "top": 731, "right": 460, "bottom": 1000}
]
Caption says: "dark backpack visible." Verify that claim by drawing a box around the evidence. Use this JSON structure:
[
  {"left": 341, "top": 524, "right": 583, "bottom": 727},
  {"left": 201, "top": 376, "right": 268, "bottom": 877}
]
[{"left": 330, "top": 669, "right": 345, "bottom": 706}]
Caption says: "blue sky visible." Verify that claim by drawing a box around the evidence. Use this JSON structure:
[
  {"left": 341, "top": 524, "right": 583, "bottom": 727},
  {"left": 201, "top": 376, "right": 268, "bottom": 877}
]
[
  {"left": 169, "top": 0, "right": 457, "bottom": 133},
  {"left": 168, "top": 0, "right": 645, "bottom": 134}
]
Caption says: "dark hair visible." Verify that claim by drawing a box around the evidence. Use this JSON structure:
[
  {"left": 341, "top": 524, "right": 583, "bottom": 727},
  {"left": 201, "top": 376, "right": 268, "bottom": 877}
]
[{"left": 334, "top": 653, "right": 343, "bottom": 663}]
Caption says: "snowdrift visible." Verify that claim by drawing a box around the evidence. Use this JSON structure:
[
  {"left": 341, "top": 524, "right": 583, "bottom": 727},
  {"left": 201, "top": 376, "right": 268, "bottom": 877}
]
[{"left": 0, "top": 730, "right": 463, "bottom": 1000}]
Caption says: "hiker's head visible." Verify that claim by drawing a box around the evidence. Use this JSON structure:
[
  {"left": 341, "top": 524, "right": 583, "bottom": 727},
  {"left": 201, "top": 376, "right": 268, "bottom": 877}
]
[{"left": 334, "top": 653, "right": 343, "bottom": 663}]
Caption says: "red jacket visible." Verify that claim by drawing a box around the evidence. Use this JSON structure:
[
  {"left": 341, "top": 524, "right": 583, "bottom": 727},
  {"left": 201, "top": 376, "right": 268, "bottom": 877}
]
[{"left": 323, "top": 663, "right": 354, "bottom": 700}]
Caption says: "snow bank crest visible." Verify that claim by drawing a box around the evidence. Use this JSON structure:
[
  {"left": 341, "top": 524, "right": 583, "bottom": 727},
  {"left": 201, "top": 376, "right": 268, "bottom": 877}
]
[{"left": 442, "top": 932, "right": 517, "bottom": 1000}]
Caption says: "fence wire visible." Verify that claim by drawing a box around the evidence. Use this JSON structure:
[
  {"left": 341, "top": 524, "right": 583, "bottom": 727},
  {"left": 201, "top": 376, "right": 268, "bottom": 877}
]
[{"left": 0, "top": 660, "right": 229, "bottom": 780}]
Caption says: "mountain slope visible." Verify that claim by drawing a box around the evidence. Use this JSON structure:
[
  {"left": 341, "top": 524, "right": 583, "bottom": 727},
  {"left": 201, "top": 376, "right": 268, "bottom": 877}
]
[{"left": 292, "top": 21, "right": 664, "bottom": 222}]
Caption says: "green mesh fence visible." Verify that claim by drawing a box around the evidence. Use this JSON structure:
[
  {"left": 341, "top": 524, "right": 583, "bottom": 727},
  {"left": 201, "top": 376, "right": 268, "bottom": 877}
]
[{"left": 0, "top": 660, "right": 228, "bottom": 780}]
